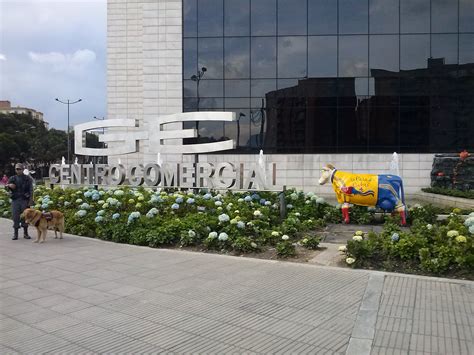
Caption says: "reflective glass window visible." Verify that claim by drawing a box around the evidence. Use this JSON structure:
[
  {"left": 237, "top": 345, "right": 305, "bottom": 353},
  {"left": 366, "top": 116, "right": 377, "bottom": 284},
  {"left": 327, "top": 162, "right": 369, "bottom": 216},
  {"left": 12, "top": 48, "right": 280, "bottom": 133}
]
[
  {"left": 369, "top": 0, "right": 399, "bottom": 34},
  {"left": 225, "top": 98, "right": 250, "bottom": 108},
  {"left": 431, "top": 0, "right": 458, "bottom": 33},
  {"left": 199, "top": 98, "right": 224, "bottom": 109},
  {"left": 224, "top": 0, "right": 249, "bottom": 36},
  {"left": 199, "top": 80, "right": 224, "bottom": 97},
  {"left": 459, "top": 34, "right": 474, "bottom": 65},
  {"left": 251, "top": 37, "right": 276, "bottom": 78},
  {"left": 198, "top": 38, "right": 223, "bottom": 79},
  {"left": 460, "top": 0, "right": 474, "bottom": 32},
  {"left": 306, "top": 79, "right": 338, "bottom": 106},
  {"left": 198, "top": 0, "right": 223, "bottom": 37},
  {"left": 251, "top": 80, "right": 277, "bottom": 97},
  {"left": 250, "top": 0, "right": 276, "bottom": 35},
  {"left": 308, "top": 0, "right": 337, "bottom": 35},
  {"left": 183, "top": 0, "right": 197, "bottom": 37},
  {"left": 338, "top": 77, "right": 368, "bottom": 105},
  {"left": 225, "top": 37, "right": 250, "bottom": 78},
  {"left": 225, "top": 80, "right": 250, "bottom": 97},
  {"left": 277, "top": 79, "right": 299, "bottom": 90},
  {"left": 183, "top": 80, "right": 197, "bottom": 97},
  {"left": 370, "top": 35, "right": 399, "bottom": 72},
  {"left": 183, "top": 38, "right": 197, "bottom": 79},
  {"left": 432, "top": 34, "right": 458, "bottom": 66},
  {"left": 369, "top": 106, "right": 399, "bottom": 151},
  {"left": 339, "top": 0, "right": 369, "bottom": 34},
  {"left": 278, "top": 0, "right": 307, "bottom": 35},
  {"left": 400, "top": 106, "right": 430, "bottom": 150},
  {"left": 400, "top": 0, "right": 430, "bottom": 34},
  {"left": 278, "top": 37, "right": 307, "bottom": 78},
  {"left": 307, "top": 106, "right": 337, "bottom": 148},
  {"left": 308, "top": 36, "right": 337, "bottom": 77},
  {"left": 338, "top": 105, "right": 369, "bottom": 152},
  {"left": 400, "top": 35, "right": 430, "bottom": 70},
  {"left": 339, "top": 35, "right": 368, "bottom": 77}
]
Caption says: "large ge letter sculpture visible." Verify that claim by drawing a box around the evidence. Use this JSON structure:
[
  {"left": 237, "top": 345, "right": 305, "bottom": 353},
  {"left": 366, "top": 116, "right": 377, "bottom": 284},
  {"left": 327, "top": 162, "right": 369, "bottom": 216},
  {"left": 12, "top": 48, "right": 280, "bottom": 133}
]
[
  {"left": 318, "top": 164, "right": 407, "bottom": 225},
  {"left": 75, "top": 112, "right": 236, "bottom": 156}
]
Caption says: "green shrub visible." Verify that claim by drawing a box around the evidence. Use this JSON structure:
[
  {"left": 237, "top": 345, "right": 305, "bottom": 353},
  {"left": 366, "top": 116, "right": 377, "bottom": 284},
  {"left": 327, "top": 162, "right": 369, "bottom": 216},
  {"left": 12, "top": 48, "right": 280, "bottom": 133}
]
[
  {"left": 422, "top": 187, "right": 474, "bottom": 199},
  {"left": 300, "top": 235, "right": 321, "bottom": 250},
  {"left": 276, "top": 240, "right": 296, "bottom": 258}
]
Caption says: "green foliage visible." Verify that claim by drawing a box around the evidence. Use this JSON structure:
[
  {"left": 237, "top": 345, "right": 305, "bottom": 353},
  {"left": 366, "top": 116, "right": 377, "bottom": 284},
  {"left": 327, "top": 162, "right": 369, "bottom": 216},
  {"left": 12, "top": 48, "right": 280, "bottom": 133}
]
[
  {"left": 276, "top": 240, "right": 296, "bottom": 258},
  {"left": 422, "top": 187, "right": 474, "bottom": 199},
  {"left": 232, "top": 236, "right": 259, "bottom": 253},
  {"left": 300, "top": 235, "right": 321, "bottom": 250}
]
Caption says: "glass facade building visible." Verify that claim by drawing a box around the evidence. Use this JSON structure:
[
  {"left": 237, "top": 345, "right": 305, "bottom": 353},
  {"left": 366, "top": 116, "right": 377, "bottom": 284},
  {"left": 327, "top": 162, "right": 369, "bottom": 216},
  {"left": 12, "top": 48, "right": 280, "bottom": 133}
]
[{"left": 183, "top": 0, "right": 474, "bottom": 153}]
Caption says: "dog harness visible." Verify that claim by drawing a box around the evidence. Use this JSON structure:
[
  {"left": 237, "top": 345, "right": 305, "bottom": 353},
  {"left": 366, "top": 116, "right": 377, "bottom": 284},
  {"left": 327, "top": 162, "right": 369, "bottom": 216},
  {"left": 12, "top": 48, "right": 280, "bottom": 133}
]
[{"left": 32, "top": 212, "right": 53, "bottom": 227}]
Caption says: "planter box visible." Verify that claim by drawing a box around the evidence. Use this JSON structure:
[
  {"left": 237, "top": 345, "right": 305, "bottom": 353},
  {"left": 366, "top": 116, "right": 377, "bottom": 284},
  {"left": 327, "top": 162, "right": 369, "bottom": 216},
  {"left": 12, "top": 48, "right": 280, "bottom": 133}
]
[{"left": 412, "top": 191, "right": 474, "bottom": 209}]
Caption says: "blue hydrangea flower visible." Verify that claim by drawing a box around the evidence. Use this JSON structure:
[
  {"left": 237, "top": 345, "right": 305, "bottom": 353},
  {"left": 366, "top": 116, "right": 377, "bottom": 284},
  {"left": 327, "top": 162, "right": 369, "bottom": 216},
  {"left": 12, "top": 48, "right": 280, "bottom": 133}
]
[
  {"left": 84, "top": 191, "right": 93, "bottom": 198},
  {"left": 171, "top": 203, "right": 179, "bottom": 210},
  {"left": 215, "top": 201, "right": 222, "bottom": 207},
  {"left": 218, "top": 232, "right": 229, "bottom": 241},
  {"left": 287, "top": 204, "right": 293, "bottom": 209},
  {"left": 80, "top": 203, "right": 90, "bottom": 210},
  {"left": 92, "top": 193, "right": 100, "bottom": 201},
  {"left": 95, "top": 216, "right": 104, "bottom": 223},
  {"left": 265, "top": 201, "right": 271, "bottom": 206},
  {"left": 251, "top": 193, "right": 260, "bottom": 200},
  {"left": 218, "top": 213, "right": 230, "bottom": 223},
  {"left": 41, "top": 203, "right": 48, "bottom": 210},
  {"left": 112, "top": 213, "right": 120, "bottom": 220},
  {"left": 244, "top": 196, "right": 252, "bottom": 202},
  {"left": 186, "top": 198, "right": 195, "bottom": 204},
  {"left": 197, "top": 206, "right": 206, "bottom": 211},
  {"left": 391, "top": 233, "right": 400, "bottom": 242},
  {"left": 237, "top": 221, "right": 245, "bottom": 229},
  {"left": 175, "top": 197, "right": 184, "bottom": 204},
  {"left": 146, "top": 212, "right": 154, "bottom": 218},
  {"left": 203, "top": 193, "right": 212, "bottom": 200},
  {"left": 64, "top": 201, "right": 70, "bottom": 207},
  {"left": 75, "top": 210, "right": 87, "bottom": 217},
  {"left": 260, "top": 199, "right": 266, "bottom": 205},
  {"left": 97, "top": 210, "right": 105, "bottom": 216}
]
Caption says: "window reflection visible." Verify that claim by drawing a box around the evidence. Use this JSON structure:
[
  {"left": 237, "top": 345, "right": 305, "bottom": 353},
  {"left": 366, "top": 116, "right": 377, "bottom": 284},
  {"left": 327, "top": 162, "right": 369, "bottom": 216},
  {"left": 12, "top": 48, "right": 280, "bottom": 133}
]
[
  {"left": 369, "top": 0, "right": 399, "bottom": 34},
  {"left": 278, "top": 0, "right": 307, "bottom": 35},
  {"left": 251, "top": 37, "right": 276, "bottom": 78},
  {"left": 308, "top": 0, "right": 337, "bottom": 35},
  {"left": 339, "top": 0, "right": 369, "bottom": 34},
  {"left": 183, "top": 0, "right": 474, "bottom": 153},
  {"left": 224, "top": 0, "right": 249, "bottom": 36},
  {"left": 198, "top": 0, "right": 223, "bottom": 37},
  {"left": 278, "top": 37, "right": 307, "bottom": 78},
  {"left": 432, "top": 34, "right": 458, "bottom": 66},
  {"left": 250, "top": 0, "right": 276, "bottom": 36},
  {"left": 225, "top": 80, "right": 250, "bottom": 97},
  {"left": 198, "top": 38, "right": 223, "bottom": 79},
  {"left": 460, "top": 0, "right": 474, "bottom": 32},
  {"left": 308, "top": 36, "right": 337, "bottom": 77},
  {"left": 225, "top": 37, "right": 250, "bottom": 79},
  {"left": 339, "top": 36, "right": 368, "bottom": 77},
  {"left": 183, "top": 0, "right": 197, "bottom": 37},
  {"left": 432, "top": 0, "right": 458, "bottom": 33},
  {"left": 400, "top": 0, "right": 430, "bottom": 34},
  {"left": 400, "top": 35, "right": 430, "bottom": 70}
]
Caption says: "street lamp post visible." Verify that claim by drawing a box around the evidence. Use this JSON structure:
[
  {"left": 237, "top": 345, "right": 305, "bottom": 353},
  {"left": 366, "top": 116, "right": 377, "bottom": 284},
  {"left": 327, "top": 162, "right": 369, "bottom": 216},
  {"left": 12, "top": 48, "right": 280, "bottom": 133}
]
[
  {"left": 190, "top": 67, "right": 206, "bottom": 188},
  {"left": 55, "top": 98, "right": 82, "bottom": 164}
]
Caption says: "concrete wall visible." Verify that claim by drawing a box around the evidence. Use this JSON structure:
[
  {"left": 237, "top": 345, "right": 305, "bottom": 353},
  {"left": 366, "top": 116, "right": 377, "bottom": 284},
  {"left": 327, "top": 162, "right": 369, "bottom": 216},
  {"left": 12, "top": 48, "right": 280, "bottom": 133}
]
[{"left": 106, "top": 0, "right": 434, "bottom": 195}]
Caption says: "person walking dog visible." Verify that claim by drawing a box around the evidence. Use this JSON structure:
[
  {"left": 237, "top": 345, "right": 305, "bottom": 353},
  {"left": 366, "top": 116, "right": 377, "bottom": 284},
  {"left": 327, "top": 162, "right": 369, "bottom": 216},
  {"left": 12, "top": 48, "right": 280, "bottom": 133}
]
[{"left": 5, "top": 163, "right": 33, "bottom": 240}]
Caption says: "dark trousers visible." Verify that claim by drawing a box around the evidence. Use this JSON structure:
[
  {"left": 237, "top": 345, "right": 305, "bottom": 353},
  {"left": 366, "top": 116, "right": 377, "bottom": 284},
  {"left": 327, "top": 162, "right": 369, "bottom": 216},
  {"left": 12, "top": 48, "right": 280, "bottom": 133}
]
[{"left": 12, "top": 199, "right": 29, "bottom": 230}]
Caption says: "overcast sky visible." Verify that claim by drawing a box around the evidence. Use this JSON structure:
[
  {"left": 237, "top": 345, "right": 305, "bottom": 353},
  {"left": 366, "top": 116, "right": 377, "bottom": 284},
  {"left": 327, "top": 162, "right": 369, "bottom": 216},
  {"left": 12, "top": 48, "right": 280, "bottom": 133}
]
[{"left": 0, "top": 0, "right": 106, "bottom": 130}]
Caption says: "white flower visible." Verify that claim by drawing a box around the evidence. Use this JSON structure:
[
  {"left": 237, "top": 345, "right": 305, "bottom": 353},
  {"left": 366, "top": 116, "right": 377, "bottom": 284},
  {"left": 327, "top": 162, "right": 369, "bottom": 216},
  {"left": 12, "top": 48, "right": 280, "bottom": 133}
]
[
  {"left": 355, "top": 231, "right": 364, "bottom": 236},
  {"left": 346, "top": 257, "right": 355, "bottom": 265},
  {"left": 218, "top": 213, "right": 230, "bottom": 223},
  {"left": 352, "top": 235, "right": 363, "bottom": 242},
  {"left": 237, "top": 221, "right": 245, "bottom": 229},
  {"left": 218, "top": 232, "right": 228, "bottom": 241},
  {"left": 447, "top": 230, "right": 459, "bottom": 237},
  {"left": 253, "top": 210, "right": 262, "bottom": 217},
  {"left": 338, "top": 245, "right": 347, "bottom": 252},
  {"left": 251, "top": 242, "right": 257, "bottom": 248},
  {"left": 282, "top": 235, "right": 289, "bottom": 240},
  {"left": 294, "top": 212, "right": 301, "bottom": 217},
  {"left": 426, "top": 224, "right": 433, "bottom": 230},
  {"left": 188, "top": 230, "right": 196, "bottom": 238},
  {"left": 208, "top": 231, "right": 218, "bottom": 239},
  {"left": 271, "top": 231, "right": 279, "bottom": 237},
  {"left": 316, "top": 197, "right": 325, "bottom": 204},
  {"left": 215, "top": 201, "right": 223, "bottom": 207},
  {"left": 234, "top": 210, "right": 240, "bottom": 214}
]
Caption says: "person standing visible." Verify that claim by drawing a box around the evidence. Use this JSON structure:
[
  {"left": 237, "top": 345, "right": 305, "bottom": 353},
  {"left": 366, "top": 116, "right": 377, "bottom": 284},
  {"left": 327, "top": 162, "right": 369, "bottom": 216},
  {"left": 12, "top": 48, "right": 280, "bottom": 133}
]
[{"left": 5, "top": 163, "right": 32, "bottom": 240}]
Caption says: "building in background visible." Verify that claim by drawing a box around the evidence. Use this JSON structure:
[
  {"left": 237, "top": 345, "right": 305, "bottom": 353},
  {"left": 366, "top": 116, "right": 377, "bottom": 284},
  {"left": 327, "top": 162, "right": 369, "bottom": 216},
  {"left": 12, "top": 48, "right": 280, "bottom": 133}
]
[
  {"left": 107, "top": 0, "right": 474, "bottom": 193},
  {"left": 0, "top": 100, "right": 49, "bottom": 128}
]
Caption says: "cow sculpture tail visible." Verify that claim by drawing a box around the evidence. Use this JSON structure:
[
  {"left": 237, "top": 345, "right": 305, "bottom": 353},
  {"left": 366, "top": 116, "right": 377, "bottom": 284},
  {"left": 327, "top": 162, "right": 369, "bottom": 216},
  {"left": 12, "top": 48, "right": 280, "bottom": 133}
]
[{"left": 399, "top": 179, "right": 407, "bottom": 225}]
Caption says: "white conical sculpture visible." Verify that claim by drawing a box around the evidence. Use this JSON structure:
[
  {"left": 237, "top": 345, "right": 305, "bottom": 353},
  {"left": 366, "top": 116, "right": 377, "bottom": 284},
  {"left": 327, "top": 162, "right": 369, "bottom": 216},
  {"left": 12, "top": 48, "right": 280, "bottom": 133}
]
[
  {"left": 390, "top": 152, "right": 400, "bottom": 177},
  {"left": 157, "top": 152, "right": 163, "bottom": 166},
  {"left": 74, "top": 157, "right": 78, "bottom": 165},
  {"left": 118, "top": 158, "right": 121, "bottom": 165},
  {"left": 61, "top": 156, "right": 65, "bottom": 165}
]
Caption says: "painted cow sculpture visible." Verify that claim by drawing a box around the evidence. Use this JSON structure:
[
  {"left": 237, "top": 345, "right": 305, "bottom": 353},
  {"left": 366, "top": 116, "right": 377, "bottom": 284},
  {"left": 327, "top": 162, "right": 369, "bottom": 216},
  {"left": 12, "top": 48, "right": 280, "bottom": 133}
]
[{"left": 318, "top": 164, "right": 407, "bottom": 225}]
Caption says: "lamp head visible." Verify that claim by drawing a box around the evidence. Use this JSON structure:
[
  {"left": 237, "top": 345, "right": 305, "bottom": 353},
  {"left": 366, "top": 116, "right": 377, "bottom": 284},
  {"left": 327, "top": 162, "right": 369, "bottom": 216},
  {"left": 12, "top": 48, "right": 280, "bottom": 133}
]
[{"left": 201, "top": 67, "right": 207, "bottom": 72}]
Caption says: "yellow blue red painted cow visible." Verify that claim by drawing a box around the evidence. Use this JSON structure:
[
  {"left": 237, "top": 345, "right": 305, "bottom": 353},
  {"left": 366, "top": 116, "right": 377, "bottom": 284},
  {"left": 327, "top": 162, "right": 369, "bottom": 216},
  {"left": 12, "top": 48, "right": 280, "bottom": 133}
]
[{"left": 318, "top": 164, "right": 407, "bottom": 225}]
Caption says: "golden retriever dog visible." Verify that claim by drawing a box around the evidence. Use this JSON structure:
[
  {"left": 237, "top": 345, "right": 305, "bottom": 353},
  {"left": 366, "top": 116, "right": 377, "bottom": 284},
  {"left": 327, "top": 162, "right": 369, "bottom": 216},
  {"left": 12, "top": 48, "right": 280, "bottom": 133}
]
[{"left": 22, "top": 208, "right": 65, "bottom": 243}]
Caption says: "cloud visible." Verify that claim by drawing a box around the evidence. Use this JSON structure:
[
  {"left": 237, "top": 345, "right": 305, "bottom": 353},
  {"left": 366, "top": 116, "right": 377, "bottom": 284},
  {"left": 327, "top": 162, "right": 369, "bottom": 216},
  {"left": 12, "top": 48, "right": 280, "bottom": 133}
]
[
  {"left": 0, "top": 54, "right": 6, "bottom": 61},
  {"left": 28, "top": 49, "right": 96, "bottom": 71}
]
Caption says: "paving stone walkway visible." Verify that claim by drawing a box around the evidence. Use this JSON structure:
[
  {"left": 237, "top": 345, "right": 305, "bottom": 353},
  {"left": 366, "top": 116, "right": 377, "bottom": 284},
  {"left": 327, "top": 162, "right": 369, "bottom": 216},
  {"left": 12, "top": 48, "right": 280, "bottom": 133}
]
[{"left": 0, "top": 218, "right": 472, "bottom": 354}]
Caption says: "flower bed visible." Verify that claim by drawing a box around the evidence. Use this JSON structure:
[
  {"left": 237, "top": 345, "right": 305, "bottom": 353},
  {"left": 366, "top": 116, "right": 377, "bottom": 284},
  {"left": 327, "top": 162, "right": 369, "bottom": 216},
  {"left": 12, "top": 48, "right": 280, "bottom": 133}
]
[
  {"left": 1, "top": 186, "right": 473, "bottom": 278},
  {"left": 340, "top": 207, "right": 474, "bottom": 279}
]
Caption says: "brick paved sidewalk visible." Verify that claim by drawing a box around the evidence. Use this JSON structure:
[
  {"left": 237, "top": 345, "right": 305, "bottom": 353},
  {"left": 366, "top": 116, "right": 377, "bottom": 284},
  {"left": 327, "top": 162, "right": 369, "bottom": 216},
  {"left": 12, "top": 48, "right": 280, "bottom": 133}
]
[{"left": 0, "top": 218, "right": 472, "bottom": 354}]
